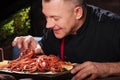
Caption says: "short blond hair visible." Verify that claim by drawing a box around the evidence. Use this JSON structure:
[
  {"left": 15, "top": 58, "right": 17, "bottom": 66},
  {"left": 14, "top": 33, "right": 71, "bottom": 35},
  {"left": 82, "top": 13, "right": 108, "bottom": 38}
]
[{"left": 43, "top": 0, "right": 85, "bottom": 6}]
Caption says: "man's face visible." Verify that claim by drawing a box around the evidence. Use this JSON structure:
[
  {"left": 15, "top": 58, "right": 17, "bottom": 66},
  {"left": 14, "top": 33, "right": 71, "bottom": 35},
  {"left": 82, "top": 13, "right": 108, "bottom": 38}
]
[{"left": 42, "top": 0, "right": 78, "bottom": 39}]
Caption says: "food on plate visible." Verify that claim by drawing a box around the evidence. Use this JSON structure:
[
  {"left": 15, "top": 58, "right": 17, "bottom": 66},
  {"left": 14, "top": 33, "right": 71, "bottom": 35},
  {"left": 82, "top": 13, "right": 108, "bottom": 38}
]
[
  {"left": 0, "top": 60, "right": 9, "bottom": 69},
  {"left": 7, "top": 49, "right": 73, "bottom": 73}
]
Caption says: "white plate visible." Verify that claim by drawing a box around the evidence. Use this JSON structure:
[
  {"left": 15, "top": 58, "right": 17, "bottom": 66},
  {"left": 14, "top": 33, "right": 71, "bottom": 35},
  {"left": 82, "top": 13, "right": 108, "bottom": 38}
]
[{"left": 0, "top": 68, "right": 71, "bottom": 77}]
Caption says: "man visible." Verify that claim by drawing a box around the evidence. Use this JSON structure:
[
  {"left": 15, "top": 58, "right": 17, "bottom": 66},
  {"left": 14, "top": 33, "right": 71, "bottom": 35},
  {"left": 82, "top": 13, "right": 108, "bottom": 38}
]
[{"left": 12, "top": 0, "right": 120, "bottom": 80}]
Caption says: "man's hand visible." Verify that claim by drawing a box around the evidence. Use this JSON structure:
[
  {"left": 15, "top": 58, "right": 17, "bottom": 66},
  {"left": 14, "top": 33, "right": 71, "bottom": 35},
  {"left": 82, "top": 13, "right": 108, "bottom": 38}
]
[
  {"left": 12, "top": 35, "right": 42, "bottom": 54},
  {"left": 71, "top": 61, "right": 111, "bottom": 80}
]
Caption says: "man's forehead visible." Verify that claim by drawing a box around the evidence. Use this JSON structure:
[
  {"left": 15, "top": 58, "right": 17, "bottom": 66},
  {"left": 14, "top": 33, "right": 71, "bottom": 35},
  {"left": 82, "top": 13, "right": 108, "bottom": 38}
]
[
  {"left": 42, "top": 0, "right": 64, "bottom": 8},
  {"left": 42, "top": 1, "right": 61, "bottom": 12}
]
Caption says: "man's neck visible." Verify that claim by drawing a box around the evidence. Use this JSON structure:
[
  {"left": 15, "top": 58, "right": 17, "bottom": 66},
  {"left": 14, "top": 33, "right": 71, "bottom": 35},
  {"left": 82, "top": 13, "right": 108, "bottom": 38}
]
[{"left": 72, "top": 7, "right": 87, "bottom": 35}]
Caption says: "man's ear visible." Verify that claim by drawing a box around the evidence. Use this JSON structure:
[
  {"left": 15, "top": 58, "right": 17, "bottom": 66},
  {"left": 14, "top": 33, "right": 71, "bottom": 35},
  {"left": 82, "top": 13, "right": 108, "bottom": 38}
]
[{"left": 74, "top": 6, "right": 83, "bottom": 19}]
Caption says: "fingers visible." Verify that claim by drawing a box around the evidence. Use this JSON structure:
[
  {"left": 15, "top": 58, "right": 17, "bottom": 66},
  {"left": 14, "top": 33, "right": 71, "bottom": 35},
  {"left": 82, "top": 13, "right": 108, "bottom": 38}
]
[
  {"left": 71, "top": 66, "right": 97, "bottom": 80},
  {"left": 12, "top": 35, "right": 34, "bottom": 50},
  {"left": 35, "top": 44, "right": 42, "bottom": 54},
  {"left": 23, "top": 36, "right": 33, "bottom": 49},
  {"left": 12, "top": 36, "right": 24, "bottom": 49},
  {"left": 71, "top": 61, "right": 90, "bottom": 74},
  {"left": 71, "top": 61, "right": 98, "bottom": 80},
  {"left": 12, "top": 35, "right": 42, "bottom": 54}
]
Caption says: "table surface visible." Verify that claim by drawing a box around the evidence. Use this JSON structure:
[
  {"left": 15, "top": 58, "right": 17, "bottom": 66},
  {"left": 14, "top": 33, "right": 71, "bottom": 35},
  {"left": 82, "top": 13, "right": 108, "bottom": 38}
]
[{"left": 0, "top": 70, "right": 120, "bottom": 80}]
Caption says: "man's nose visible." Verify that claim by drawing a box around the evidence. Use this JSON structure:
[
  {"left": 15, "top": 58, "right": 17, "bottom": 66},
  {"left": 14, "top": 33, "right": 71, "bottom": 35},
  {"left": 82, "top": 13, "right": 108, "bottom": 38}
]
[{"left": 46, "top": 20, "right": 55, "bottom": 29}]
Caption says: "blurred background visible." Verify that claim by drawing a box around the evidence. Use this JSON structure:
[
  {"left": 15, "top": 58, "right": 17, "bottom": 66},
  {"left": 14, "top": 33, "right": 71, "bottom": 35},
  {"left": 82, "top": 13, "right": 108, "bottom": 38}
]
[{"left": 0, "top": 0, "right": 120, "bottom": 60}]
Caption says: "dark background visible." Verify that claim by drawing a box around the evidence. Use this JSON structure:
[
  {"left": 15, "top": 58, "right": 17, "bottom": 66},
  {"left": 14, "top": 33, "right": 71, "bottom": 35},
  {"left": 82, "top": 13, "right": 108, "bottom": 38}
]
[
  {"left": 86, "top": 0, "right": 120, "bottom": 15},
  {"left": 0, "top": 0, "right": 32, "bottom": 23}
]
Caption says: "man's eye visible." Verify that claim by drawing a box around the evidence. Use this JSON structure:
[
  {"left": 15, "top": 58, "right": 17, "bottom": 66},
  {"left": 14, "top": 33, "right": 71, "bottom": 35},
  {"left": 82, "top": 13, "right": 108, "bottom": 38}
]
[{"left": 54, "top": 18, "right": 59, "bottom": 21}]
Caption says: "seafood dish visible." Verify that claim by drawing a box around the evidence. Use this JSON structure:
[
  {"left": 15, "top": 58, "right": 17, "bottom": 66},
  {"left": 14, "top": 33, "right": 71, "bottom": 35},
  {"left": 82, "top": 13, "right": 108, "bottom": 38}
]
[{"left": 7, "top": 49, "right": 73, "bottom": 73}]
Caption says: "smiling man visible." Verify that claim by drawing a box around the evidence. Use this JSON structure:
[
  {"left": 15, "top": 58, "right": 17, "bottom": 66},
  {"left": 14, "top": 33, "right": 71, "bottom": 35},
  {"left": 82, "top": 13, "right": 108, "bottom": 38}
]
[
  {"left": 12, "top": 0, "right": 120, "bottom": 80},
  {"left": 42, "top": 0, "right": 86, "bottom": 39}
]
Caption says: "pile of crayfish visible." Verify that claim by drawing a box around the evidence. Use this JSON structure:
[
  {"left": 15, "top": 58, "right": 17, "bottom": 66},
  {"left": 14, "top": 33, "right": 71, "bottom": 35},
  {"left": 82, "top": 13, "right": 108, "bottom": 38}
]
[{"left": 8, "top": 49, "right": 72, "bottom": 73}]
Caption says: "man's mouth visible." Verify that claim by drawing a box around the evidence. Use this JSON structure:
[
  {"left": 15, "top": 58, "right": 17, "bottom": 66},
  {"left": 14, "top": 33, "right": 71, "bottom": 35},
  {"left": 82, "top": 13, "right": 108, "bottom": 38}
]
[{"left": 53, "top": 29, "right": 61, "bottom": 34}]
